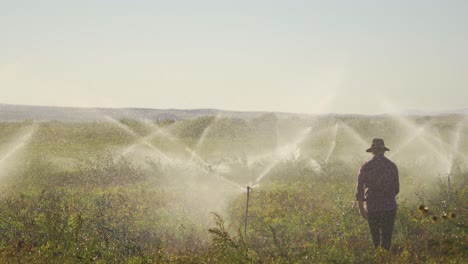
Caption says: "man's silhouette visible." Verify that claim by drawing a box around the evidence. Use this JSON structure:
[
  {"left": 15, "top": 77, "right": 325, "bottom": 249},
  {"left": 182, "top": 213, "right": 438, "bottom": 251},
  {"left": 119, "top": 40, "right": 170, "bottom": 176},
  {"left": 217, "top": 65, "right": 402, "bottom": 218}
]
[{"left": 356, "top": 138, "right": 399, "bottom": 250}]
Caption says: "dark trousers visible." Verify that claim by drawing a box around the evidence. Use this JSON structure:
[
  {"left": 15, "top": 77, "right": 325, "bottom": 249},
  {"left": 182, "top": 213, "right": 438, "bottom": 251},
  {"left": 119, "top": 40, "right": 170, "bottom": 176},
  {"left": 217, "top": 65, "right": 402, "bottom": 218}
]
[{"left": 367, "top": 210, "right": 396, "bottom": 250}]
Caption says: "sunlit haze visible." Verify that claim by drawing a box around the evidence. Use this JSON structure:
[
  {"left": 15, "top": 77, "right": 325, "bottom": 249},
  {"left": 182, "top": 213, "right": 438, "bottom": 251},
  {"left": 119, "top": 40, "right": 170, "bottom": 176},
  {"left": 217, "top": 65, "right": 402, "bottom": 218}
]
[{"left": 1, "top": 1, "right": 467, "bottom": 114}]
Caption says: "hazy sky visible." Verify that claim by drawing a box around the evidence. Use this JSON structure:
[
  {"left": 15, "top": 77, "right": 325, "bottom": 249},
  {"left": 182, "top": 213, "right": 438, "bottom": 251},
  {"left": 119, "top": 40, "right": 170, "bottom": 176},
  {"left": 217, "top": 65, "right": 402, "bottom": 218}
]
[{"left": 1, "top": 0, "right": 467, "bottom": 114}]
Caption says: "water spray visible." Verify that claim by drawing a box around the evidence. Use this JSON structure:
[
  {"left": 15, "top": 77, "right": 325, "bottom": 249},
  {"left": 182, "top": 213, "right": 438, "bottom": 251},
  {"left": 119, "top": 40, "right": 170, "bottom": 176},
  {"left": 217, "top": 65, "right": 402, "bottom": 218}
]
[
  {"left": 325, "top": 122, "right": 339, "bottom": 164},
  {"left": 191, "top": 114, "right": 222, "bottom": 161},
  {"left": 142, "top": 118, "right": 221, "bottom": 169},
  {"left": 244, "top": 186, "right": 251, "bottom": 238},
  {"left": 0, "top": 125, "right": 37, "bottom": 165},
  {"left": 388, "top": 116, "right": 451, "bottom": 164},
  {"left": 339, "top": 122, "right": 368, "bottom": 148},
  {"left": 255, "top": 127, "right": 312, "bottom": 182},
  {"left": 105, "top": 116, "right": 173, "bottom": 164},
  {"left": 143, "top": 118, "right": 247, "bottom": 192}
]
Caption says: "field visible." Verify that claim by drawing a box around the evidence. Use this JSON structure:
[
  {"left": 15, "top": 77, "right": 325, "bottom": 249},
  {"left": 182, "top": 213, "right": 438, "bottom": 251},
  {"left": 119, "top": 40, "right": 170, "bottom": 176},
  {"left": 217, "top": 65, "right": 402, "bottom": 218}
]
[{"left": 0, "top": 114, "right": 467, "bottom": 263}]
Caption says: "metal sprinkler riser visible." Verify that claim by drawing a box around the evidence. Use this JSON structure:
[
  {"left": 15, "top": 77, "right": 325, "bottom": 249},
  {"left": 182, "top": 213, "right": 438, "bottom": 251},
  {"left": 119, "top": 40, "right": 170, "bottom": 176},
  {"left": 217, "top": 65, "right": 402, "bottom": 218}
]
[{"left": 244, "top": 186, "right": 251, "bottom": 238}]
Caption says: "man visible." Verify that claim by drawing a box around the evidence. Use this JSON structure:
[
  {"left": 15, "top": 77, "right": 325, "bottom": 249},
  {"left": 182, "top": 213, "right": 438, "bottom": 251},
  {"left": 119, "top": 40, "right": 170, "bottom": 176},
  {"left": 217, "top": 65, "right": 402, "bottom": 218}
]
[{"left": 356, "top": 138, "right": 399, "bottom": 250}]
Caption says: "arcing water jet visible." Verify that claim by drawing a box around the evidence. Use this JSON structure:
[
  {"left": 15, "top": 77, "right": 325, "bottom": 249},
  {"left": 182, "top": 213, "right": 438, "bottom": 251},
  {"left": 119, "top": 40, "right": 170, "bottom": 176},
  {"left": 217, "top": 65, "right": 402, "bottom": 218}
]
[
  {"left": 192, "top": 113, "right": 222, "bottom": 159},
  {"left": 104, "top": 116, "right": 173, "bottom": 164},
  {"left": 255, "top": 127, "right": 312, "bottom": 183},
  {"left": 388, "top": 115, "right": 451, "bottom": 169},
  {"left": 447, "top": 121, "right": 463, "bottom": 175},
  {"left": 0, "top": 124, "right": 38, "bottom": 172},
  {"left": 141, "top": 119, "right": 229, "bottom": 174},
  {"left": 339, "top": 122, "right": 368, "bottom": 148},
  {"left": 388, "top": 124, "right": 429, "bottom": 159},
  {"left": 325, "top": 122, "right": 339, "bottom": 163},
  {"left": 121, "top": 130, "right": 161, "bottom": 156}
]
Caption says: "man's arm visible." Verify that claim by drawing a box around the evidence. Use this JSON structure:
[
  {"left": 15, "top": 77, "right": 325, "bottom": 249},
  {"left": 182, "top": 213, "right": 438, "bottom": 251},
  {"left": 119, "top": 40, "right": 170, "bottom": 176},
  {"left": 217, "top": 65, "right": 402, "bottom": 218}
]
[
  {"left": 358, "top": 200, "right": 367, "bottom": 219},
  {"left": 356, "top": 165, "right": 367, "bottom": 219},
  {"left": 392, "top": 163, "right": 399, "bottom": 195}
]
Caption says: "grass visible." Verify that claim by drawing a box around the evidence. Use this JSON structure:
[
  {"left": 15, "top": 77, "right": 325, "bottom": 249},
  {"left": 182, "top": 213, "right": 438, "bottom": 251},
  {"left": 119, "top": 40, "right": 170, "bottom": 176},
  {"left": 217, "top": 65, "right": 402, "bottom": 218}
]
[{"left": 0, "top": 115, "right": 466, "bottom": 263}]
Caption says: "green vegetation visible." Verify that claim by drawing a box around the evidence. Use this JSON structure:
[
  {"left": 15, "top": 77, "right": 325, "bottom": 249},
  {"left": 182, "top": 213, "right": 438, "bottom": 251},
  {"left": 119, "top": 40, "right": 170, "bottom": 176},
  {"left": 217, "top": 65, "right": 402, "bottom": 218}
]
[{"left": 0, "top": 115, "right": 466, "bottom": 263}]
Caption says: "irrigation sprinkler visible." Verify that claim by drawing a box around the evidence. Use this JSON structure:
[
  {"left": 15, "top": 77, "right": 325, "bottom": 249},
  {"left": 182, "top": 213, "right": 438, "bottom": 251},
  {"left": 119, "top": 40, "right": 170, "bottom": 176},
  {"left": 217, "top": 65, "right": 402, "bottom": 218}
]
[{"left": 244, "top": 186, "right": 251, "bottom": 238}]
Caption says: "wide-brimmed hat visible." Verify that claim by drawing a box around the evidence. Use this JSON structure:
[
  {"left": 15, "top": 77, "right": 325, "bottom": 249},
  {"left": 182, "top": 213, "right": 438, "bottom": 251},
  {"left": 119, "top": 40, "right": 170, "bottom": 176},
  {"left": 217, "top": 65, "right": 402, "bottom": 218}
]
[{"left": 366, "top": 138, "right": 390, "bottom": 152}]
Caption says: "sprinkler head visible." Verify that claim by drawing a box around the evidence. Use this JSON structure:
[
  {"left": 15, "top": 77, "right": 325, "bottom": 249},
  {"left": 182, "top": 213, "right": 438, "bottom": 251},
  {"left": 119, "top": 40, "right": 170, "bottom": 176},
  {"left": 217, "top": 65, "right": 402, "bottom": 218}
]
[
  {"left": 441, "top": 213, "right": 448, "bottom": 219},
  {"left": 423, "top": 207, "right": 429, "bottom": 213}
]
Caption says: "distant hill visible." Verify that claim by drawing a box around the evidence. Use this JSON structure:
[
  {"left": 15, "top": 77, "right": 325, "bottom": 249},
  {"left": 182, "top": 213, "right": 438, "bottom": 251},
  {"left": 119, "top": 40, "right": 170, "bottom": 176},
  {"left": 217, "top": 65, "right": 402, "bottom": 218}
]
[
  {"left": 0, "top": 103, "right": 303, "bottom": 122},
  {"left": 1, "top": 103, "right": 467, "bottom": 122},
  {"left": 402, "top": 108, "right": 468, "bottom": 116}
]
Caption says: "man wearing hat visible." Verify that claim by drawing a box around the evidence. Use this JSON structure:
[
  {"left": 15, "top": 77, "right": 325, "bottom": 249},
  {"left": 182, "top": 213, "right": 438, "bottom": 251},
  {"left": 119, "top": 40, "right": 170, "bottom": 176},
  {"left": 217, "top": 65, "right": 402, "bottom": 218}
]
[{"left": 356, "top": 138, "right": 399, "bottom": 250}]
